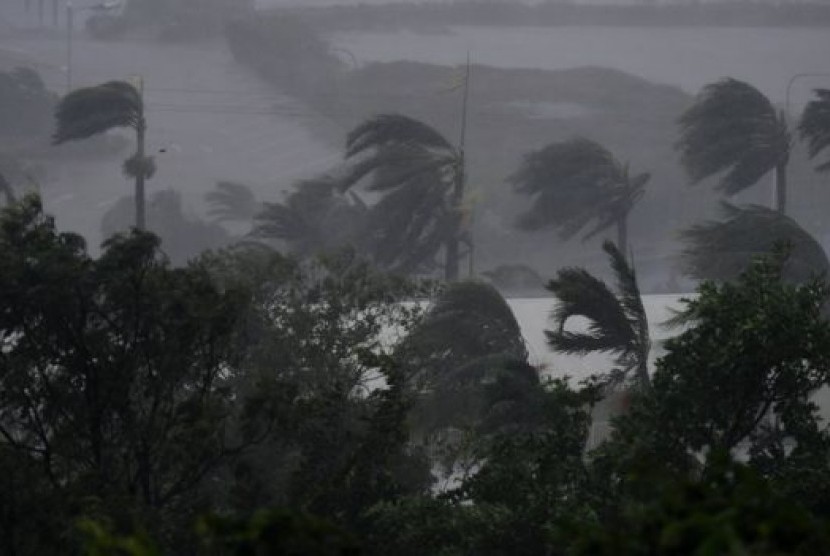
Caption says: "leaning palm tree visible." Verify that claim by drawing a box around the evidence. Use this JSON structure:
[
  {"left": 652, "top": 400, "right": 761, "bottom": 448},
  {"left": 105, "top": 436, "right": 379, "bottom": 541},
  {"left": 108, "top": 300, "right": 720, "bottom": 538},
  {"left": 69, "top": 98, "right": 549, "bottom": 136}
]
[
  {"left": 205, "top": 181, "right": 260, "bottom": 223},
  {"left": 399, "top": 281, "right": 540, "bottom": 455},
  {"left": 799, "top": 88, "right": 830, "bottom": 173},
  {"left": 677, "top": 78, "right": 791, "bottom": 213},
  {"left": 252, "top": 175, "right": 366, "bottom": 258},
  {"left": 546, "top": 241, "right": 651, "bottom": 391},
  {"left": 53, "top": 80, "right": 149, "bottom": 229},
  {"left": 680, "top": 203, "right": 828, "bottom": 284},
  {"left": 511, "top": 138, "right": 648, "bottom": 254},
  {"left": 339, "top": 114, "right": 466, "bottom": 279}
]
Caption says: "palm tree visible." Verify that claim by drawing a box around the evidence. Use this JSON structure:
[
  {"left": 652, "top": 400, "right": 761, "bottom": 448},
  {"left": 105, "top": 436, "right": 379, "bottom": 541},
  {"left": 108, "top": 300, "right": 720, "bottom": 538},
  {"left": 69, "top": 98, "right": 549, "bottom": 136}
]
[
  {"left": 799, "top": 88, "right": 830, "bottom": 173},
  {"left": 252, "top": 175, "right": 366, "bottom": 258},
  {"left": 399, "top": 281, "right": 539, "bottom": 451},
  {"left": 680, "top": 203, "right": 828, "bottom": 284},
  {"left": 339, "top": 114, "right": 466, "bottom": 280},
  {"left": 677, "top": 78, "right": 791, "bottom": 213},
  {"left": 546, "top": 241, "right": 651, "bottom": 391},
  {"left": 205, "top": 181, "right": 260, "bottom": 223},
  {"left": 53, "top": 80, "right": 149, "bottom": 229},
  {"left": 511, "top": 138, "right": 648, "bottom": 254}
]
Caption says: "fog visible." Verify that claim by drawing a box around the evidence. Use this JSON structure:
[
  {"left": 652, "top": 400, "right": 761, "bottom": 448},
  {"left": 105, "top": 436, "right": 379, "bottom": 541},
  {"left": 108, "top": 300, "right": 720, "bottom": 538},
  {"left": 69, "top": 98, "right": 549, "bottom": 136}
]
[{"left": 4, "top": 1, "right": 830, "bottom": 551}]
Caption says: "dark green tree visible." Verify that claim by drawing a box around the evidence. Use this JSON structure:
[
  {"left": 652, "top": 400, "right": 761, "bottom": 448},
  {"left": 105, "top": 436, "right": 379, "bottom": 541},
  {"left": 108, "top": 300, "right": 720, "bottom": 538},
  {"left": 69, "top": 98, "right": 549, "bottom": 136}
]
[
  {"left": 511, "top": 137, "right": 648, "bottom": 253},
  {"left": 799, "top": 88, "right": 830, "bottom": 173},
  {"left": 546, "top": 241, "right": 651, "bottom": 390},
  {"left": 53, "top": 80, "right": 150, "bottom": 229},
  {"left": 611, "top": 252, "right": 830, "bottom": 475},
  {"left": 677, "top": 78, "right": 791, "bottom": 213},
  {"left": 0, "top": 195, "right": 247, "bottom": 551},
  {"left": 339, "top": 114, "right": 466, "bottom": 279}
]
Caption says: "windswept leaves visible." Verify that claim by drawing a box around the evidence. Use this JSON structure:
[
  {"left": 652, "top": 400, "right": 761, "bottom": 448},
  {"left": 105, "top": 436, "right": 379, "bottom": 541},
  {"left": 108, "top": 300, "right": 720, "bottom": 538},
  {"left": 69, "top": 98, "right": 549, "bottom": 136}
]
[
  {"left": 511, "top": 138, "right": 646, "bottom": 249},
  {"left": 677, "top": 78, "right": 790, "bottom": 195},
  {"left": 53, "top": 81, "right": 143, "bottom": 144},
  {"left": 799, "top": 88, "right": 830, "bottom": 172},
  {"left": 341, "top": 114, "right": 462, "bottom": 275},
  {"left": 545, "top": 241, "right": 650, "bottom": 389},
  {"left": 680, "top": 203, "right": 828, "bottom": 283},
  {"left": 205, "top": 181, "right": 260, "bottom": 222}
]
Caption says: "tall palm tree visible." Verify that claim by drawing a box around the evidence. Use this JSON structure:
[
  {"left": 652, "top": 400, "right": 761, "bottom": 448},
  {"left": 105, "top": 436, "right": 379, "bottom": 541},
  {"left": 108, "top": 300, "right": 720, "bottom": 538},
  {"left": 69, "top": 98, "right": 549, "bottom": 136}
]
[
  {"left": 677, "top": 78, "right": 791, "bottom": 213},
  {"left": 680, "top": 203, "right": 828, "bottom": 284},
  {"left": 53, "top": 80, "right": 149, "bottom": 229},
  {"left": 339, "top": 114, "right": 466, "bottom": 280},
  {"left": 511, "top": 138, "right": 648, "bottom": 254},
  {"left": 546, "top": 241, "right": 651, "bottom": 391},
  {"left": 799, "top": 88, "right": 830, "bottom": 173}
]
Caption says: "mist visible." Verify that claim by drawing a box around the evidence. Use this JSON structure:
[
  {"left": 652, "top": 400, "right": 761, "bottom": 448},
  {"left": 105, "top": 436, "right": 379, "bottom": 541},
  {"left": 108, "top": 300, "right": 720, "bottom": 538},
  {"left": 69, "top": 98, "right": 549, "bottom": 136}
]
[{"left": 3, "top": 0, "right": 830, "bottom": 553}]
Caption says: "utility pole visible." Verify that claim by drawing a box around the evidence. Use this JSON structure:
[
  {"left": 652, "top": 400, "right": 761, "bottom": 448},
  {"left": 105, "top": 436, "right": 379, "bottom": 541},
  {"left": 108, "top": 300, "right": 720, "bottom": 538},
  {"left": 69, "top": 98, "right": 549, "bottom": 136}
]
[
  {"left": 66, "top": 1, "right": 73, "bottom": 93},
  {"left": 445, "top": 53, "right": 471, "bottom": 281},
  {"left": 459, "top": 53, "right": 473, "bottom": 279}
]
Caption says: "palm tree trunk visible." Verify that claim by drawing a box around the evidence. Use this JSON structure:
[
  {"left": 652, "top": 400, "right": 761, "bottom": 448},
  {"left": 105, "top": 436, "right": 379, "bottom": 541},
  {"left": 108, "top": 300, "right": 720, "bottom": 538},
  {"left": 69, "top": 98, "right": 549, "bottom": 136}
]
[
  {"left": 774, "top": 162, "right": 787, "bottom": 215},
  {"left": 616, "top": 215, "right": 628, "bottom": 254},
  {"left": 135, "top": 120, "right": 146, "bottom": 231}
]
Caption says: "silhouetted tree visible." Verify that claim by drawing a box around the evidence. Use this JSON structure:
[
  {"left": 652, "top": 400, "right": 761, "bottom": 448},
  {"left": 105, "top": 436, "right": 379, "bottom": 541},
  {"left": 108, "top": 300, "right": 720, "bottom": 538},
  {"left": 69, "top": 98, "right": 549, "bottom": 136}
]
[
  {"left": 546, "top": 241, "right": 651, "bottom": 390},
  {"left": 205, "top": 180, "right": 260, "bottom": 223},
  {"left": 678, "top": 78, "right": 791, "bottom": 213},
  {"left": 680, "top": 203, "right": 828, "bottom": 284},
  {"left": 53, "top": 80, "right": 150, "bottom": 229},
  {"left": 340, "top": 114, "right": 466, "bottom": 279},
  {"left": 511, "top": 138, "right": 648, "bottom": 253},
  {"left": 800, "top": 88, "right": 830, "bottom": 173}
]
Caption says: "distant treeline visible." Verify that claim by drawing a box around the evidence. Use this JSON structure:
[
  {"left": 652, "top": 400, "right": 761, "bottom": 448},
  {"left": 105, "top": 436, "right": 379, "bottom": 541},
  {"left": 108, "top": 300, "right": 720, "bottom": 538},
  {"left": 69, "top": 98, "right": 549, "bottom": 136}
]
[{"left": 277, "top": 1, "right": 830, "bottom": 31}]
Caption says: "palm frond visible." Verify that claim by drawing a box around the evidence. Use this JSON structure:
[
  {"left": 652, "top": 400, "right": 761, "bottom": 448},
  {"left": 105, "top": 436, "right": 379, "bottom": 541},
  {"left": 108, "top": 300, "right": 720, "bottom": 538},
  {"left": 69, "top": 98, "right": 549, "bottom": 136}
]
[
  {"left": 345, "top": 113, "right": 456, "bottom": 158},
  {"left": 339, "top": 144, "right": 454, "bottom": 193},
  {"left": 53, "top": 81, "right": 142, "bottom": 144},
  {"left": 799, "top": 88, "right": 830, "bottom": 172},
  {"left": 205, "top": 181, "right": 259, "bottom": 222},
  {"left": 677, "top": 78, "right": 790, "bottom": 194},
  {"left": 251, "top": 201, "right": 313, "bottom": 242},
  {"left": 545, "top": 267, "right": 634, "bottom": 355},
  {"left": 680, "top": 202, "right": 828, "bottom": 283}
]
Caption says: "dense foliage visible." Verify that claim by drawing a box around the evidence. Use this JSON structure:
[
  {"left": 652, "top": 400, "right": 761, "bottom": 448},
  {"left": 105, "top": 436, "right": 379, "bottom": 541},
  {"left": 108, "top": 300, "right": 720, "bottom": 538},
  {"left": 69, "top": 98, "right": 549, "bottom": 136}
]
[{"left": 2, "top": 194, "right": 830, "bottom": 555}]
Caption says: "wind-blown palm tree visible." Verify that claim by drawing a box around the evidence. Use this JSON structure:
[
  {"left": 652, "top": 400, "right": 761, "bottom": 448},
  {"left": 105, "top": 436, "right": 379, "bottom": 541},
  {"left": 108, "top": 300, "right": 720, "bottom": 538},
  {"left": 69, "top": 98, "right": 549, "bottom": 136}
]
[
  {"left": 799, "top": 88, "right": 830, "bottom": 173},
  {"left": 53, "top": 80, "right": 149, "bottom": 229},
  {"left": 511, "top": 138, "right": 648, "bottom": 253},
  {"left": 680, "top": 203, "right": 828, "bottom": 284},
  {"left": 252, "top": 175, "right": 366, "bottom": 258},
  {"left": 205, "top": 181, "right": 260, "bottom": 223},
  {"left": 399, "top": 281, "right": 539, "bottom": 445},
  {"left": 677, "top": 78, "right": 791, "bottom": 213},
  {"left": 339, "top": 114, "right": 466, "bottom": 279},
  {"left": 546, "top": 241, "right": 651, "bottom": 391}
]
